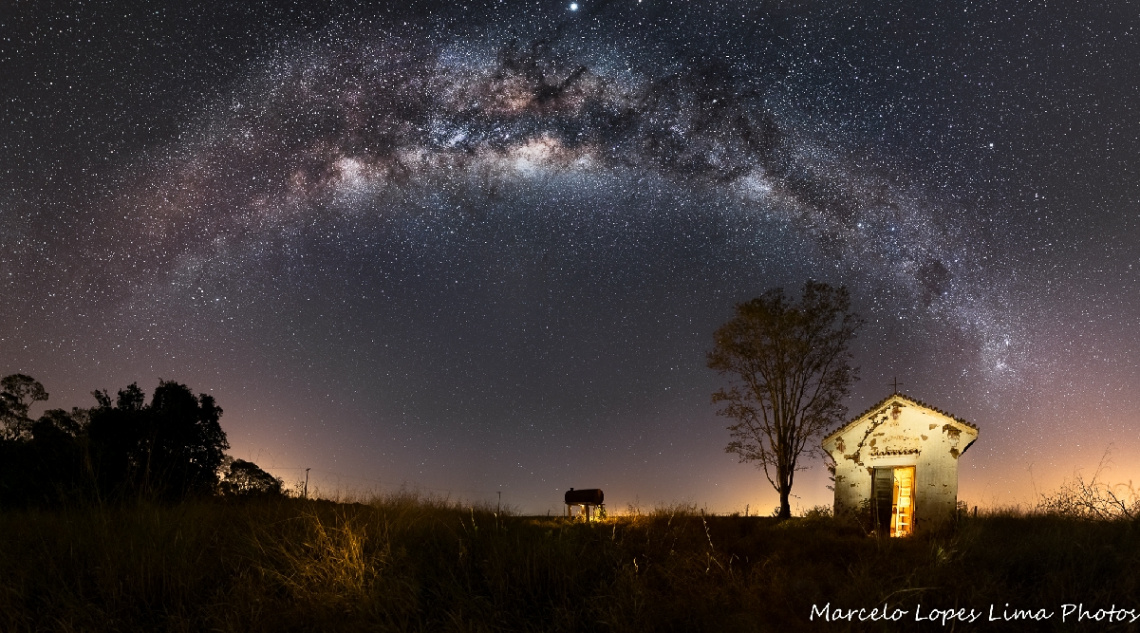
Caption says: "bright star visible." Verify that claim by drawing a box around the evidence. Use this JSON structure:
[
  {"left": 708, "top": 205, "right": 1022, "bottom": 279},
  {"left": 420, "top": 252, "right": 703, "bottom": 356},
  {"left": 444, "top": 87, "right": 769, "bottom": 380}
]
[{"left": 569, "top": 3, "right": 579, "bottom": 10}]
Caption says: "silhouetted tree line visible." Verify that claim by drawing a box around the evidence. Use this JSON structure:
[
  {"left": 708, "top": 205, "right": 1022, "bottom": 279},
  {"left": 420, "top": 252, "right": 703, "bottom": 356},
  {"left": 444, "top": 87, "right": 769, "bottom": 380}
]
[{"left": 0, "top": 374, "right": 283, "bottom": 507}]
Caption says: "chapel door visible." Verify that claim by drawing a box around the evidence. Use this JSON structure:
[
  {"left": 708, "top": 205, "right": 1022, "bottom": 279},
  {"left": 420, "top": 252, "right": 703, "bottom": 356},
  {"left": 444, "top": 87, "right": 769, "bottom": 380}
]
[
  {"left": 872, "top": 468, "right": 894, "bottom": 532},
  {"left": 872, "top": 466, "right": 916, "bottom": 537}
]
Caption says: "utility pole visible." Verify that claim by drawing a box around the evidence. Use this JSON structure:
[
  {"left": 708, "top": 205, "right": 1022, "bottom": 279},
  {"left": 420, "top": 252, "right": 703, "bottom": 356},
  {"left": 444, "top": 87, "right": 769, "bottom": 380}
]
[
  {"left": 497, "top": 490, "right": 501, "bottom": 515},
  {"left": 303, "top": 467, "right": 311, "bottom": 499}
]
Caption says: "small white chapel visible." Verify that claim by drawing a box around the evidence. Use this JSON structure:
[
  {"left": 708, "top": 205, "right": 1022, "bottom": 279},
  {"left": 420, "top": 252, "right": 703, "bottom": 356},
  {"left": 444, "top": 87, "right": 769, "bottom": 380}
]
[{"left": 822, "top": 392, "right": 979, "bottom": 536}]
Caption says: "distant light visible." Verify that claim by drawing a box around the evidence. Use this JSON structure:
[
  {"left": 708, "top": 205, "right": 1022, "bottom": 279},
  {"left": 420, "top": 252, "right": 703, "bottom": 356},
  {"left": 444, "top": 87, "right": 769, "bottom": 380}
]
[{"left": 569, "top": 2, "right": 579, "bottom": 10}]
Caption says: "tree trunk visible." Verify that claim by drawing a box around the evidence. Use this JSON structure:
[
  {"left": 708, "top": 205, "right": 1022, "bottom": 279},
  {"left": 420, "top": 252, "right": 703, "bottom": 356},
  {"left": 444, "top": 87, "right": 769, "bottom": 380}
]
[{"left": 778, "top": 487, "right": 792, "bottom": 519}]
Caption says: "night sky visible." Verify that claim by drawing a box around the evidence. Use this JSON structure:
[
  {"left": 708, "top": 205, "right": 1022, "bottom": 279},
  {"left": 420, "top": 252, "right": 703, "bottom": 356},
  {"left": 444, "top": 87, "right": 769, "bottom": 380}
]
[{"left": 3, "top": 0, "right": 1138, "bottom": 514}]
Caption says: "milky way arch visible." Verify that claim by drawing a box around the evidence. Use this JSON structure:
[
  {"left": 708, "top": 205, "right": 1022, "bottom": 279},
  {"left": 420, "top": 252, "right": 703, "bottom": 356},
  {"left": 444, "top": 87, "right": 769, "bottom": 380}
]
[{"left": 91, "top": 23, "right": 1026, "bottom": 381}]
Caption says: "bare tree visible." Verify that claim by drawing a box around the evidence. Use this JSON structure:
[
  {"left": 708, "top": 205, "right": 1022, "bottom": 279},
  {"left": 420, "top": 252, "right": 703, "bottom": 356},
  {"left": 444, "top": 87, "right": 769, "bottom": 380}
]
[{"left": 708, "top": 281, "right": 861, "bottom": 519}]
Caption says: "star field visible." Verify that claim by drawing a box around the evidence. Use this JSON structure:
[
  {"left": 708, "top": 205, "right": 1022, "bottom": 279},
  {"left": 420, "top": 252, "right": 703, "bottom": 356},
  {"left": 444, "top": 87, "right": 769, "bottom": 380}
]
[{"left": 2, "top": 0, "right": 1139, "bottom": 512}]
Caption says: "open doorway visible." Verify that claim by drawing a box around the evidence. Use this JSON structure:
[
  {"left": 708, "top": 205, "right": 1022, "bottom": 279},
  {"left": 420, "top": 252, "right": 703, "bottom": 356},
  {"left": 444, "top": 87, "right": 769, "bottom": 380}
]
[{"left": 872, "top": 466, "right": 916, "bottom": 537}]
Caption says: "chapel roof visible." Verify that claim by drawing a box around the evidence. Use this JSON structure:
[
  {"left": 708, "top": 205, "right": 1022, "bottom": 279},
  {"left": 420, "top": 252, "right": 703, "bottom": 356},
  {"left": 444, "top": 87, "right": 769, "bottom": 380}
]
[{"left": 823, "top": 392, "right": 978, "bottom": 444}]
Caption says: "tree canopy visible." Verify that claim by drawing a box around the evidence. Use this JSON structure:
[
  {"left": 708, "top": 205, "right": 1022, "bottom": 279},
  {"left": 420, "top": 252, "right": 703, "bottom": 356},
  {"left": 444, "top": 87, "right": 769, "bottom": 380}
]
[
  {"left": 0, "top": 374, "right": 49, "bottom": 440},
  {"left": 88, "top": 380, "right": 229, "bottom": 501},
  {"left": 220, "top": 458, "right": 285, "bottom": 497},
  {"left": 708, "top": 280, "right": 861, "bottom": 519},
  {"left": 0, "top": 374, "right": 278, "bottom": 508}
]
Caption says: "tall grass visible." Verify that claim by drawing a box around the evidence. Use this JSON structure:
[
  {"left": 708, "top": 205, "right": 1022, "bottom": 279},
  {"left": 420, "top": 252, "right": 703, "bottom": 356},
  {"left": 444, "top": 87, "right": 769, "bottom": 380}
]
[{"left": 1, "top": 496, "right": 1138, "bottom": 632}]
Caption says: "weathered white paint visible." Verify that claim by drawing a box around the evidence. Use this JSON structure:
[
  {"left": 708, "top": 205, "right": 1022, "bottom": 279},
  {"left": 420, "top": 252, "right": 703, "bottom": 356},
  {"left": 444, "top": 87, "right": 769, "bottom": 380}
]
[{"left": 822, "top": 394, "right": 979, "bottom": 532}]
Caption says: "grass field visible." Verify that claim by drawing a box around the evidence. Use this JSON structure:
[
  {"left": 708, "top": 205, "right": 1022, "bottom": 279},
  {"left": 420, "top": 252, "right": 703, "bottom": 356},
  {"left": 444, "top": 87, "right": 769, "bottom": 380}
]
[{"left": 2, "top": 495, "right": 1138, "bottom": 632}]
